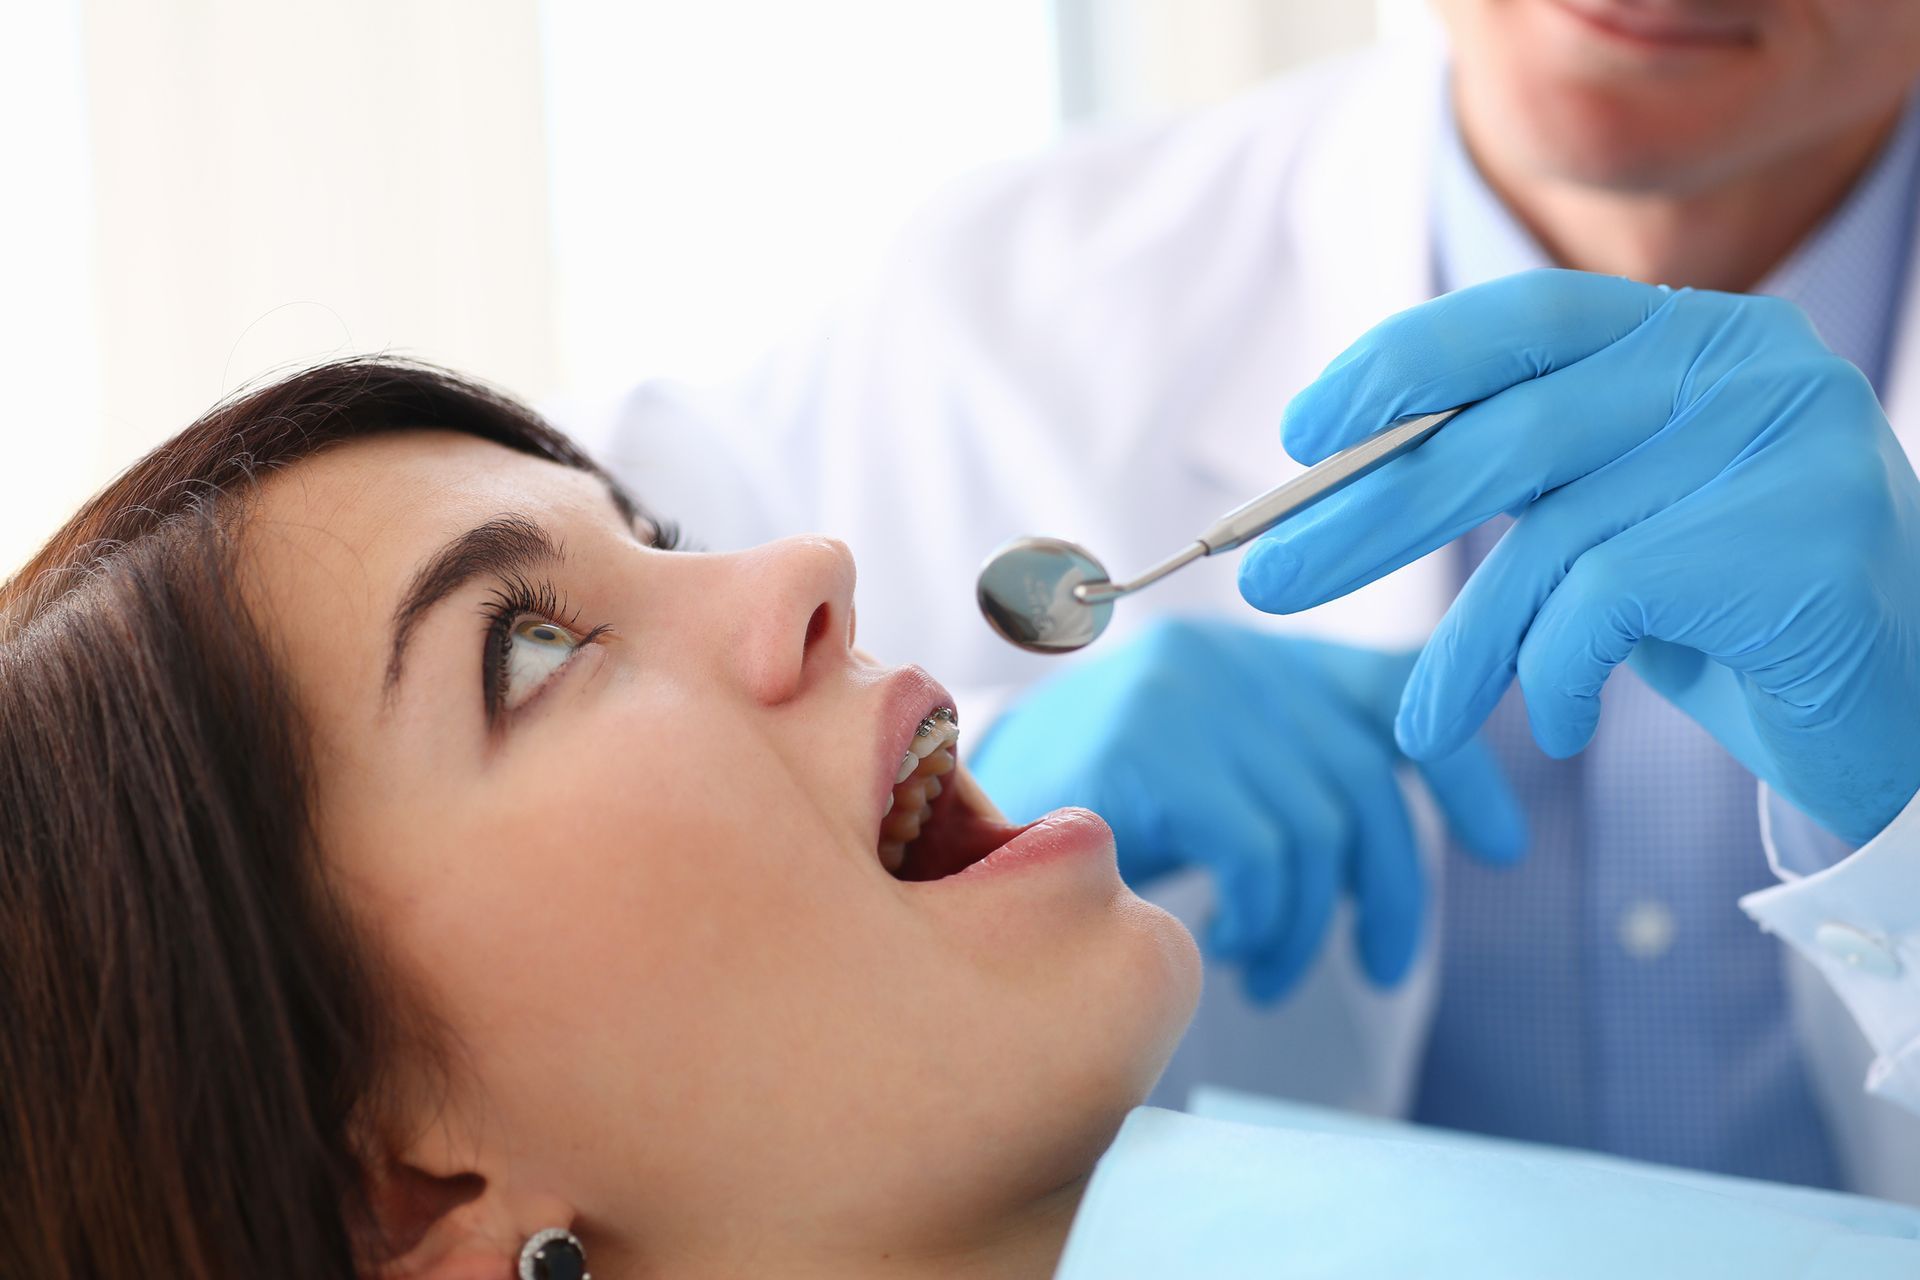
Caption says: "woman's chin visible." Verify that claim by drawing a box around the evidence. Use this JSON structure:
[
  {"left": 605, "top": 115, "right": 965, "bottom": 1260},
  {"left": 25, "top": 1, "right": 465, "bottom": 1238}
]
[{"left": 1117, "top": 890, "right": 1204, "bottom": 1074}]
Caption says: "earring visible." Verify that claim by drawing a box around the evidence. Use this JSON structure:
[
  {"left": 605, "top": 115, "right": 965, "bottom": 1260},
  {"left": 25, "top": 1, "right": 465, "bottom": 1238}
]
[{"left": 518, "top": 1227, "right": 590, "bottom": 1280}]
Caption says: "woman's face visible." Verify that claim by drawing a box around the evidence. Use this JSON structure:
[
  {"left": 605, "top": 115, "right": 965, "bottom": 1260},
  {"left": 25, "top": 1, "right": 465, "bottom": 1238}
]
[{"left": 244, "top": 431, "right": 1198, "bottom": 1270}]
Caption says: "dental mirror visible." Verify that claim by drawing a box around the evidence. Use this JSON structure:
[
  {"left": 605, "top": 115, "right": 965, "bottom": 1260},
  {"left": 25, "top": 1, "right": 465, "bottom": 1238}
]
[
  {"left": 976, "top": 535, "right": 1117, "bottom": 653},
  {"left": 975, "top": 407, "right": 1462, "bottom": 655}
]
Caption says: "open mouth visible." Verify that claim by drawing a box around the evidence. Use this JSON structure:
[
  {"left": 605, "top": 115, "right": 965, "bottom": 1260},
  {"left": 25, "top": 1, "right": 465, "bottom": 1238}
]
[{"left": 877, "top": 706, "right": 1026, "bottom": 882}]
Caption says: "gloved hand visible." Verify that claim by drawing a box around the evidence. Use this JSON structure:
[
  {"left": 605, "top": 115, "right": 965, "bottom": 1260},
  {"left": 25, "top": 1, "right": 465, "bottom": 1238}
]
[
  {"left": 969, "top": 617, "right": 1527, "bottom": 1002},
  {"left": 1239, "top": 269, "right": 1920, "bottom": 844}
]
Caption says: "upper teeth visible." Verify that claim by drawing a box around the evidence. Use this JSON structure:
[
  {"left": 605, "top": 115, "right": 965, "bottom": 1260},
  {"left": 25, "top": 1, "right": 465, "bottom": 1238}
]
[
  {"left": 896, "top": 709, "right": 958, "bottom": 780},
  {"left": 880, "top": 707, "right": 960, "bottom": 872}
]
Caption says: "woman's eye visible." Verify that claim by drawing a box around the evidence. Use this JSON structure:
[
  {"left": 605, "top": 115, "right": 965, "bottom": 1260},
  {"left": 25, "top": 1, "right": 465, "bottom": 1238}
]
[{"left": 501, "top": 614, "right": 581, "bottom": 711}]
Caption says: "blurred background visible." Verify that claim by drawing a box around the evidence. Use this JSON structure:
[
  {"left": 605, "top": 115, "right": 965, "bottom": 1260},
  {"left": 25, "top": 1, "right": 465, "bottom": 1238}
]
[{"left": 1, "top": 0, "right": 1426, "bottom": 572}]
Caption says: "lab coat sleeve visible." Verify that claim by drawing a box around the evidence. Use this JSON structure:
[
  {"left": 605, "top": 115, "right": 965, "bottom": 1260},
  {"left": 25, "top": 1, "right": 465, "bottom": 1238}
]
[{"left": 1742, "top": 785, "right": 1920, "bottom": 1115}]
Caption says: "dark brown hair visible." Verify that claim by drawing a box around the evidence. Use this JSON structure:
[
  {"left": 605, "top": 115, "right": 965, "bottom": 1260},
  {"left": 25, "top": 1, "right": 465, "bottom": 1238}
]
[{"left": 0, "top": 358, "right": 637, "bottom": 1279}]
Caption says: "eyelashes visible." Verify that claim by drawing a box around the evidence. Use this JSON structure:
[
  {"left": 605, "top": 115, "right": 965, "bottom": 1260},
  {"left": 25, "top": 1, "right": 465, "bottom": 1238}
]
[
  {"left": 480, "top": 574, "right": 600, "bottom": 723},
  {"left": 649, "top": 519, "right": 687, "bottom": 552},
  {"left": 476, "top": 519, "right": 683, "bottom": 725},
  {"left": 483, "top": 573, "right": 580, "bottom": 636}
]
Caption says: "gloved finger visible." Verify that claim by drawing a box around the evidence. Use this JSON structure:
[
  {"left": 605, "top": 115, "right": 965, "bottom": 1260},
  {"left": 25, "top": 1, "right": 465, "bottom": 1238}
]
[
  {"left": 1224, "top": 732, "right": 1352, "bottom": 1003},
  {"left": 1514, "top": 543, "right": 1649, "bottom": 758},
  {"left": 1249, "top": 291, "right": 1841, "bottom": 619},
  {"left": 1198, "top": 714, "right": 1353, "bottom": 972},
  {"left": 1304, "top": 636, "right": 1530, "bottom": 866},
  {"left": 1395, "top": 381, "right": 1779, "bottom": 761},
  {"left": 1252, "top": 637, "right": 1521, "bottom": 866},
  {"left": 1251, "top": 671, "right": 1427, "bottom": 987},
  {"left": 1343, "top": 752, "right": 1427, "bottom": 987},
  {"left": 1510, "top": 363, "right": 1887, "bottom": 761},
  {"left": 1240, "top": 309, "right": 1694, "bottom": 618},
  {"left": 1240, "top": 818, "right": 1338, "bottom": 1005},
  {"left": 1409, "top": 736, "right": 1528, "bottom": 866},
  {"left": 1282, "top": 270, "right": 1668, "bottom": 465},
  {"left": 1154, "top": 766, "right": 1292, "bottom": 960}
]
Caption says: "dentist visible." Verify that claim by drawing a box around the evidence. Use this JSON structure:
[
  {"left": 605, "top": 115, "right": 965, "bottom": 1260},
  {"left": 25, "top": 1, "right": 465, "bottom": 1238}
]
[{"left": 587, "top": 1, "right": 1920, "bottom": 1198}]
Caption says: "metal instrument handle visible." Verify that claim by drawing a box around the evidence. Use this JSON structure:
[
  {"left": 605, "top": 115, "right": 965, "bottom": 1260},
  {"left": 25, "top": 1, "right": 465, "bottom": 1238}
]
[
  {"left": 1073, "top": 541, "right": 1205, "bottom": 604},
  {"left": 1196, "top": 408, "right": 1462, "bottom": 554}
]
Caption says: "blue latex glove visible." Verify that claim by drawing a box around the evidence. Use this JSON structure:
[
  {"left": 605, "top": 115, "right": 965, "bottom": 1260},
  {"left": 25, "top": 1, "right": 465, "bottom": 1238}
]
[
  {"left": 1239, "top": 269, "right": 1920, "bottom": 844},
  {"left": 969, "top": 618, "right": 1527, "bottom": 1001}
]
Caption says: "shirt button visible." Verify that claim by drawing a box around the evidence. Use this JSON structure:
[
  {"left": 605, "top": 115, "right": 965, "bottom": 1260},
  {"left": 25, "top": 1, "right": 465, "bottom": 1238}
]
[
  {"left": 1813, "top": 922, "right": 1902, "bottom": 978},
  {"left": 1619, "top": 899, "right": 1677, "bottom": 960}
]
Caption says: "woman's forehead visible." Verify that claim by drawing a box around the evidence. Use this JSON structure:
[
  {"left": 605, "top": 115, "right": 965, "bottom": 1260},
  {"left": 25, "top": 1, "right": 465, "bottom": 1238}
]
[
  {"left": 240, "top": 432, "right": 618, "bottom": 707},
  {"left": 250, "top": 433, "right": 615, "bottom": 580},
  {"left": 258, "top": 431, "right": 609, "bottom": 531}
]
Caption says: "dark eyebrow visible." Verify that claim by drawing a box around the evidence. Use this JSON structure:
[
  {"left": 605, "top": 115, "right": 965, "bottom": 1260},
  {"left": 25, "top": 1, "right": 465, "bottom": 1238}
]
[{"left": 383, "top": 514, "right": 560, "bottom": 698}]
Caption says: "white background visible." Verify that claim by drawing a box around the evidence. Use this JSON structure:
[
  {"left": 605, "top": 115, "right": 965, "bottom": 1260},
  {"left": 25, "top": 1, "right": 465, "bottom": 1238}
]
[{"left": 0, "top": 0, "right": 1414, "bottom": 573}]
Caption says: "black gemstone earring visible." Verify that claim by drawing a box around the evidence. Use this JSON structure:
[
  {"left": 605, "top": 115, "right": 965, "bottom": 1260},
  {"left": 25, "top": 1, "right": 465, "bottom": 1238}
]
[{"left": 518, "top": 1227, "right": 590, "bottom": 1280}]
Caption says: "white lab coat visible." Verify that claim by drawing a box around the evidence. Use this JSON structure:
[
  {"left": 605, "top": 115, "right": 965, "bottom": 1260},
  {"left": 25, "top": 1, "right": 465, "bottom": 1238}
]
[{"left": 579, "top": 35, "right": 1920, "bottom": 1199}]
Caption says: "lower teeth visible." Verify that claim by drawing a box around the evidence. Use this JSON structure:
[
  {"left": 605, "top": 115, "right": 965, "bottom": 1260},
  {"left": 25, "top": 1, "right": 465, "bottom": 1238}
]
[{"left": 880, "top": 737, "right": 958, "bottom": 872}]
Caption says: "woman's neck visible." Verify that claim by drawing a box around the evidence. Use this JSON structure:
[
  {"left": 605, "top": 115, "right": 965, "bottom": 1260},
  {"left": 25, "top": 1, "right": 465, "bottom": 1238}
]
[
  {"left": 858, "top": 1173, "right": 1087, "bottom": 1280},
  {"left": 598, "top": 1168, "right": 1088, "bottom": 1280},
  {"left": 819, "top": 1172, "right": 1086, "bottom": 1280}
]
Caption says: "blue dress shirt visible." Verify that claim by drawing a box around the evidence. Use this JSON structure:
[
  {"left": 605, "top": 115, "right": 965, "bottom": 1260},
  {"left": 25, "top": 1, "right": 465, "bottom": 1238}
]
[{"left": 1415, "top": 82, "right": 1920, "bottom": 1189}]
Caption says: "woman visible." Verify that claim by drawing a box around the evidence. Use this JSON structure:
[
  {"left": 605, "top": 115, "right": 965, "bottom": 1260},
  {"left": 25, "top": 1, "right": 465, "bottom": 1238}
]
[
  {"left": 0, "top": 359, "right": 1198, "bottom": 1279},
  {"left": 6, "top": 359, "right": 1918, "bottom": 1279}
]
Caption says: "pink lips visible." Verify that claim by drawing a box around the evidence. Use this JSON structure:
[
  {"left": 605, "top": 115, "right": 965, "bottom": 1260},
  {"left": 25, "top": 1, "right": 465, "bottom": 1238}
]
[
  {"left": 869, "top": 664, "right": 959, "bottom": 826},
  {"left": 949, "top": 807, "right": 1115, "bottom": 882},
  {"left": 862, "top": 666, "right": 1116, "bottom": 886},
  {"left": 1551, "top": 0, "right": 1760, "bottom": 50}
]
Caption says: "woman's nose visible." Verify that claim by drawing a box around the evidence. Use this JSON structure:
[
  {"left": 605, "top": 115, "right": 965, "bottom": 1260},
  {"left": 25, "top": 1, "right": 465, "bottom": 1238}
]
[{"left": 721, "top": 536, "right": 856, "bottom": 705}]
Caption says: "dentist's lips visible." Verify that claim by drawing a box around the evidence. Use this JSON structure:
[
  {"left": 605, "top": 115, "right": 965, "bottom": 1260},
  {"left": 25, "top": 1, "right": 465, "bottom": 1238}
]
[{"left": 1550, "top": 0, "right": 1761, "bottom": 50}]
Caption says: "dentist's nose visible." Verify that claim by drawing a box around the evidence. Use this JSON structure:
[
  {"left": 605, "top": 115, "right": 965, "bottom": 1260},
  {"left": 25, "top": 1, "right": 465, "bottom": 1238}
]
[{"left": 725, "top": 536, "right": 856, "bottom": 705}]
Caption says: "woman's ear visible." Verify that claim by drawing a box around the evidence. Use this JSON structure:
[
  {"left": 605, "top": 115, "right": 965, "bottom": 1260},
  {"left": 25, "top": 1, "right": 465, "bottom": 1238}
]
[{"left": 361, "top": 1118, "right": 581, "bottom": 1279}]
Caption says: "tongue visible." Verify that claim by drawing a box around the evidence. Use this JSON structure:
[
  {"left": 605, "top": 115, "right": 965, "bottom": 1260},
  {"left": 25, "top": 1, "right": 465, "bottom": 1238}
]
[
  {"left": 895, "top": 768, "right": 1021, "bottom": 881},
  {"left": 897, "top": 799, "right": 1023, "bottom": 881}
]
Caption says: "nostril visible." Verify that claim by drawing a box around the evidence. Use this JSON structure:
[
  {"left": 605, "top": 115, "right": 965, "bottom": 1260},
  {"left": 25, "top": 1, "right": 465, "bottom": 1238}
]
[{"left": 804, "top": 602, "right": 831, "bottom": 650}]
